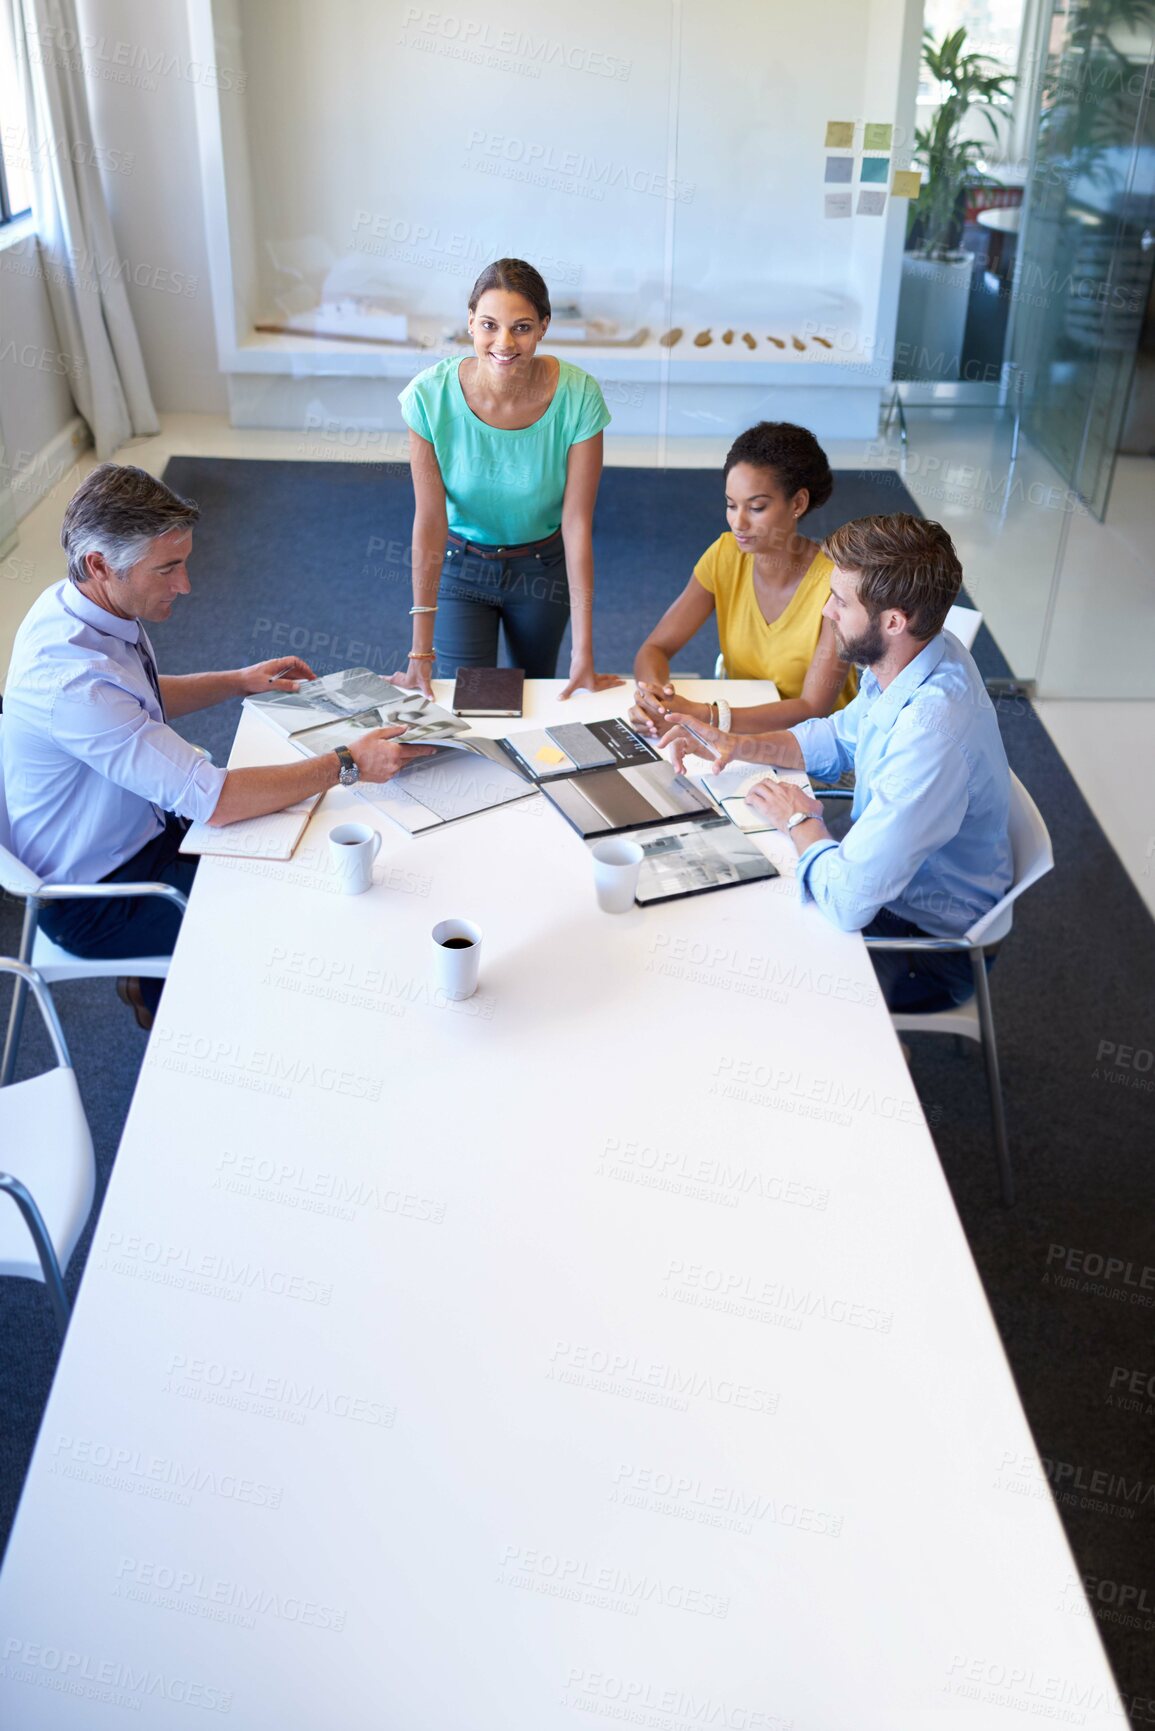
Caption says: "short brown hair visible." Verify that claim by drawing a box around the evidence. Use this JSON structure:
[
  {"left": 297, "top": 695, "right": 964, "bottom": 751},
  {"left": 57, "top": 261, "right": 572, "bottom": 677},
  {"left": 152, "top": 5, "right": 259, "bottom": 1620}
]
[
  {"left": 468, "top": 258, "right": 551, "bottom": 323},
  {"left": 822, "top": 514, "right": 962, "bottom": 641},
  {"left": 62, "top": 463, "right": 200, "bottom": 586}
]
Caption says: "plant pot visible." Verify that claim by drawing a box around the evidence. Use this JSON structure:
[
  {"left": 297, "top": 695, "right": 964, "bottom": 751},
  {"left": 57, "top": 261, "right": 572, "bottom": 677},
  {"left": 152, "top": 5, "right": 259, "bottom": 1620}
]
[{"left": 893, "top": 252, "right": 974, "bottom": 382}]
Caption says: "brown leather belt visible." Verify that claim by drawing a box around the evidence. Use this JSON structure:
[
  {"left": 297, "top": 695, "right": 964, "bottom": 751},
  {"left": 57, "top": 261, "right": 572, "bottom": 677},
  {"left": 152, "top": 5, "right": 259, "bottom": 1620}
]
[{"left": 447, "top": 528, "right": 562, "bottom": 561}]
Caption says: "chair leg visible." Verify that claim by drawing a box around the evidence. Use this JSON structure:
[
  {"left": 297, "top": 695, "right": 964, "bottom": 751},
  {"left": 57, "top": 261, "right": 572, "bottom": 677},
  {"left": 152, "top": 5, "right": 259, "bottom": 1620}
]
[
  {"left": 0, "top": 1174, "right": 71, "bottom": 1332},
  {"left": 1, "top": 901, "right": 40, "bottom": 1088},
  {"left": 971, "top": 952, "right": 1014, "bottom": 1207}
]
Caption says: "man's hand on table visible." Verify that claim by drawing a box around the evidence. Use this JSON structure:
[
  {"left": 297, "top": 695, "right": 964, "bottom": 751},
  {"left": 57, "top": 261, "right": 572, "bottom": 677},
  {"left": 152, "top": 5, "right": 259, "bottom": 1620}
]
[
  {"left": 238, "top": 656, "right": 317, "bottom": 695},
  {"left": 657, "top": 716, "right": 737, "bottom": 775},
  {"left": 745, "top": 778, "right": 828, "bottom": 847},
  {"left": 348, "top": 724, "right": 437, "bottom": 782}
]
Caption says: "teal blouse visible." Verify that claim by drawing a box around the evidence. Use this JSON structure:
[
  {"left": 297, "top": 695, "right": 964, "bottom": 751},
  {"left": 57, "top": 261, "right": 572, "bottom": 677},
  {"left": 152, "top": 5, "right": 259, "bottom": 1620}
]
[{"left": 399, "top": 355, "right": 611, "bottom": 545}]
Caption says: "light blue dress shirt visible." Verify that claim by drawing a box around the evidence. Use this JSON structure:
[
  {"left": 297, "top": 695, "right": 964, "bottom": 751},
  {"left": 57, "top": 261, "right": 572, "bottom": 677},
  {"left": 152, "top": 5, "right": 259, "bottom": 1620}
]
[
  {"left": 3, "top": 580, "right": 227, "bottom": 884},
  {"left": 790, "top": 632, "right": 1013, "bottom": 937}
]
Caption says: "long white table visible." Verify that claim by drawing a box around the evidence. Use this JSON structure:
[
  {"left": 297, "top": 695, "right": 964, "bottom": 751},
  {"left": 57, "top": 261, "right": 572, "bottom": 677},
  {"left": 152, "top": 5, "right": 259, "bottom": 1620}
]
[{"left": 0, "top": 682, "right": 1123, "bottom": 1729}]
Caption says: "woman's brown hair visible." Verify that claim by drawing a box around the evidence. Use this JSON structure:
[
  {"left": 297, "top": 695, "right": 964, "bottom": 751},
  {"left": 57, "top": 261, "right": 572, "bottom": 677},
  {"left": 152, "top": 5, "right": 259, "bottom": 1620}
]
[{"left": 468, "top": 258, "right": 551, "bottom": 322}]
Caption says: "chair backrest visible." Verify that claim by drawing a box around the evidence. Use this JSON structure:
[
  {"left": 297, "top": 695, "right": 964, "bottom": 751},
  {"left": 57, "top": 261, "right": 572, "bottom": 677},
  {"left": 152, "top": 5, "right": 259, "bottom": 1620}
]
[
  {"left": 0, "top": 718, "right": 42, "bottom": 897},
  {"left": 945, "top": 605, "right": 983, "bottom": 651},
  {"left": 966, "top": 771, "right": 1053, "bottom": 945}
]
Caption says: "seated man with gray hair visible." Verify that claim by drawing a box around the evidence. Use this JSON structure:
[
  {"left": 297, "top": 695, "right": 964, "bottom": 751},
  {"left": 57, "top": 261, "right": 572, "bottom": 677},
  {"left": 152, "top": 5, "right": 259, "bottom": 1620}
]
[{"left": 3, "top": 463, "right": 430, "bottom": 1029}]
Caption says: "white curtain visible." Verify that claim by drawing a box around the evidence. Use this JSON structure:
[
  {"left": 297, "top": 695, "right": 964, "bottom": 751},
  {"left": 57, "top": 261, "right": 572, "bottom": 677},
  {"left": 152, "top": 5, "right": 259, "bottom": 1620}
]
[
  {"left": 0, "top": 367, "right": 18, "bottom": 557},
  {"left": 16, "top": 0, "right": 159, "bottom": 458}
]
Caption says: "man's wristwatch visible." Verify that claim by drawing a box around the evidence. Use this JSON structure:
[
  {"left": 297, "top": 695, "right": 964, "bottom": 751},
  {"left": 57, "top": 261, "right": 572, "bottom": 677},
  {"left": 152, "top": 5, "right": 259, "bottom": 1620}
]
[
  {"left": 334, "top": 745, "right": 359, "bottom": 787},
  {"left": 785, "top": 810, "right": 814, "bottom": 832}
]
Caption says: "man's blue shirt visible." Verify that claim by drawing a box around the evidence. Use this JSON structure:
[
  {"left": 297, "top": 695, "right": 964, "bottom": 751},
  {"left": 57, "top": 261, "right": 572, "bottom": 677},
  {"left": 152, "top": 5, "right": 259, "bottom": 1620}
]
[{"left": 790, "top": 632, "right": 1012, "bottom": 937}]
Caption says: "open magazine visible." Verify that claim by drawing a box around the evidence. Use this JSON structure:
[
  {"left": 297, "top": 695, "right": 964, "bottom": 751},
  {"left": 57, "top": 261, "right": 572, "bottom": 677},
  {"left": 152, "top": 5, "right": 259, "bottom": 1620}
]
[
  {"left": 245, "top": 667, "right": 471, "bottom": 745},
  {"left": 290, "top": 708, "right": 536, "bottom": 835}
]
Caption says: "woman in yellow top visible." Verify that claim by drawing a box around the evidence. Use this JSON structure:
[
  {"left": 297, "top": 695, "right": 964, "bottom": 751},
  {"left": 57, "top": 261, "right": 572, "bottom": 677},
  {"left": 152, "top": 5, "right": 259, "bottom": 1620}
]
[{"left": 630, "top": 422, "right": 856, "bottom": 737}]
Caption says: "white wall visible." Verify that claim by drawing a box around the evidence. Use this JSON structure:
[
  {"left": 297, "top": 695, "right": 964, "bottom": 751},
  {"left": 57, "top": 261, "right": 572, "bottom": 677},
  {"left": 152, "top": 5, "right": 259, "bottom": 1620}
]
[
  {"left": 231, "top": 0, "right": 913, "bottom": 345},
  {"left": 8, "top": 0, "right": 918, "bottom": 429},
  {"left": 74, "top": 0, "right": 225, "bottom": 411}
]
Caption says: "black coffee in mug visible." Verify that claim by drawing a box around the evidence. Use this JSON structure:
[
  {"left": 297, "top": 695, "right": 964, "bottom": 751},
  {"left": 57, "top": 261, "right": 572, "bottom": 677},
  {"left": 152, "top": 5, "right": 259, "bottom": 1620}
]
[{"left": 440, "top": 936, "right": 474, "bottom": 949}]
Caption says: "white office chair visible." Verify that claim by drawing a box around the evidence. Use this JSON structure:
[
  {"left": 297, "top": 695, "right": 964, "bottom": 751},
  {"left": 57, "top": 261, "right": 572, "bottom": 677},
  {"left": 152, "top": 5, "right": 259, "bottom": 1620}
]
[
  {"left": 0, "top": 960, "right": 95, "bottom": 1332},
  {"left": 0, "top": 718, "right": 187, "bottom": 1083},
  {"left": 944, "top": 605, "right": 982, "bottom": 651},
  {"left": 824, "top": 773, "right": 1052, "bottom": 1206}
]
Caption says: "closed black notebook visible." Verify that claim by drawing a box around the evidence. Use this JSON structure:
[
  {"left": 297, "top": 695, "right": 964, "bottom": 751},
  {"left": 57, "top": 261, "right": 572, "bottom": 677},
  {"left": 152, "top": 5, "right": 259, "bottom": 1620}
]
[{"left": 452, "top": 667, "right": 525, "bottom": 717}]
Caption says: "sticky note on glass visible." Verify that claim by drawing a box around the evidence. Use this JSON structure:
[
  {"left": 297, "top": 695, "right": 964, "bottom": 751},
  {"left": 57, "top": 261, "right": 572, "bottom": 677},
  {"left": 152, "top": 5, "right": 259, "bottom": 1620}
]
[
  {"left": 861, "top": 156, "right": 889, "bottom": 183},
  {"left": 825, "top": 192, "right": 853, "bottom": 219},
  {"left": 825, "top": 121, "right": 854, "bottom": 148},
  {"left": 857, "top": 189, "right": 887, "bottom": 216},
  {"left": 825, "top": 156, "right": 853, "bottom": 184},
  {"left": 864, "top": 123, "right": 893, "bottom": 150},
  {"left": 892, "top": 170, "right": 922, "bottom": 199}
]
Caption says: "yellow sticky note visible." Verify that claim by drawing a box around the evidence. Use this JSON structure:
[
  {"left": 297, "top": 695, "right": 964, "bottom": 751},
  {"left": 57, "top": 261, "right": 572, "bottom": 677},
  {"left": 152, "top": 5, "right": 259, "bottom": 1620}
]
[
  {"left": 892, "top": 170, "right": 922, "bottom": 199},
  {"left": 535, "top": 745, "right": 568, "bottom": 766},
  {"left": 825, "top": 121, "right": 854, "bottom": 148},
  {"left": 864, "top": 122, "right": 893, "bottom": 151}
]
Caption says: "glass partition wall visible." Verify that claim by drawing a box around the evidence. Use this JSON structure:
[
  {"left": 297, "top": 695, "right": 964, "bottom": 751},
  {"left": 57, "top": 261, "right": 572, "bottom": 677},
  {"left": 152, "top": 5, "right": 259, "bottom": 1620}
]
[{"left": 1009, "top": 0, "right": 1155, "bottom": 695}]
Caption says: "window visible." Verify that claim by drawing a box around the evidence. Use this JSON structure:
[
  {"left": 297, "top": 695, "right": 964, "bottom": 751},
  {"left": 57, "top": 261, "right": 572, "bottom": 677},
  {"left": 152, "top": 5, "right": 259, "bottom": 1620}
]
[
  {"left": 0, "top": 0, "right": 32, "bottom": 225},
  {"left": 918, "top": 0, "right": 1032, "bottom": 174}
]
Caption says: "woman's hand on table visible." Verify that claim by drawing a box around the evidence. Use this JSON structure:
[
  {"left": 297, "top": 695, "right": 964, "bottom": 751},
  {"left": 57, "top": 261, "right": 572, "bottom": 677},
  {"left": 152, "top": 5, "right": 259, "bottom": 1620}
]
[
  {"left": 628, "top": 682, "right": 709, "bottom": 738},
  {"left": 348, "top": 725, "right": 437, "bottom": 782},
  {"left": 387, "top": 656, "right": 436, "bottom": 699},
  {"left": 657, "top": 716, "right": 737, "bottom": 775},
  {"left": 559, "top": 657, "right": 625, "bottom": 700}
]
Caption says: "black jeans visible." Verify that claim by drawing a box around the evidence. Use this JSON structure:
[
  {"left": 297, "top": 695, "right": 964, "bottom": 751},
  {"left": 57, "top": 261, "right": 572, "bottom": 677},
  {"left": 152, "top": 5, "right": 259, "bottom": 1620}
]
[
  {"left": 40, "top": 815, "right": 198, "bottom": 1015},
  {"left": 864, "top": 906, "right": 990, "bottom": 1014},
  {"left": 435, "top": 534, "right": 571, "bottom": 676}
]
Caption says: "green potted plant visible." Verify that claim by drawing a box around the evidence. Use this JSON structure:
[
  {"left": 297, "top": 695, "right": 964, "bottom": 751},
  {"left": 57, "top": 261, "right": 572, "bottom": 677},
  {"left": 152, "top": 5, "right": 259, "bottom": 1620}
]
[{"left": 894, "top": 28, "right": 1016, "bottom": 380}]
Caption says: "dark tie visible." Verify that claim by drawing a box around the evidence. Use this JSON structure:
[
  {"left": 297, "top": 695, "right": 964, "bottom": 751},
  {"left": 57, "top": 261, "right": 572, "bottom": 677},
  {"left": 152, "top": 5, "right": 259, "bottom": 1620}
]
[{"left": 136, "top": 631, "right": 165, "bottom": 720}]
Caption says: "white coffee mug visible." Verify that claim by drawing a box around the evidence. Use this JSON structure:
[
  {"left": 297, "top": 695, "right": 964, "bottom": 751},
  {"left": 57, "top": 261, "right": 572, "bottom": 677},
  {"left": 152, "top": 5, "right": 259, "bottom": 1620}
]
[
  {"left": 432, "top": 918, "right": 482, "bottom": 1000},
  {"left": 591, "top": 837, "right": 644, "bottom": 913},
  {"left": 328, "top": 822, "right": 381, "bottom": 895}
]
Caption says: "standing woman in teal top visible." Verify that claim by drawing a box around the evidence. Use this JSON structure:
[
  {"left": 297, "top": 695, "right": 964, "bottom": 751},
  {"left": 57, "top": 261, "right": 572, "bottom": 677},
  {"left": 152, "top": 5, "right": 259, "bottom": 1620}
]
[{"left": 396, "top": 258, "right": 623, "bottom": 698}]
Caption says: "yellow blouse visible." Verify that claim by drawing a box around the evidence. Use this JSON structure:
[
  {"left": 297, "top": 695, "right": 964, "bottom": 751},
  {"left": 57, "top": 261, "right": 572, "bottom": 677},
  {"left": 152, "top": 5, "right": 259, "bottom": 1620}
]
[{"left": 693, "top": 534, "right": 856, "bottom": 709}]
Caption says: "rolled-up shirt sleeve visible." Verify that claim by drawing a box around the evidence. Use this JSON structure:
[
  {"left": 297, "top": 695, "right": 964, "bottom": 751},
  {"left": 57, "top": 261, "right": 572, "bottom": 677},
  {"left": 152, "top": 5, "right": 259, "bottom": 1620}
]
[
  {"left": 791, "top": 698, "right": 859, "bottom": 783},
  {"left": 52, "top": 673, "right": 227, "bottom": 823},
  {"left": 796, "top": 716, "right": 970, "bottom": 931}
]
